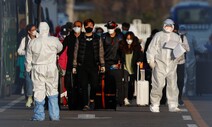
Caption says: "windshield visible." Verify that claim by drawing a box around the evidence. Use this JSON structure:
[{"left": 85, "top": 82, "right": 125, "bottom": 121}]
[{"left": 176, "top": 7, "right": 212, "bottom": 24}]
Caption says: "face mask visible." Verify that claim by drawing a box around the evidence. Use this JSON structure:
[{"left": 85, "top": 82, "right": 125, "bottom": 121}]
[
  {"left": 32, "top": 30, "right": 37, "bottom": 36},
  {"left": 126, "top": 39, "right": 133, "bottom": 45},
  {"left": 164, "top": 27, "right": 173, "bottom": 33},
  {"left": 85, "top": 27, "right": 93, "bottom": 33},
  {"left": 108, "top": 29, "right": 115, "bottom": 34},
  {"left": 96, "top": 33, "right": 101, "bottom": 37},
  {"left": 122, "top": 30, "right": 127, "bottom": 35},
  {"left": 179, "top": 31, "right": 186, "bottom": 35},
  {"left": 73, "top": 27, "right": 81, "bottom": 33}
]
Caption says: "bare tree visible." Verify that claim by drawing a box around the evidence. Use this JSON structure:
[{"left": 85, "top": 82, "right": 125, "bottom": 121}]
[{"left": 77, "top": 0, "right": 182, "bottom": 28}]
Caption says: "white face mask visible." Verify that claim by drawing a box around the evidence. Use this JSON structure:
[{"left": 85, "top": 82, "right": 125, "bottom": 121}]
[
  {"left": 163, "top": 26, "right": 174, "bottom": 33},
  {"left": 73, "top": 27, "right": 81, "bottom": 33},
  {"left": 164, "top": 26, "right": 173, "bottom": 33},
  {"left": 32, "top": 30, "right": 37, "bottom": 36},
  {"left": 108, "top": 29, "right": 115, "bottom": 34},
  {"left": 126, "top": 39, "right": 133, "bottom": 45}
]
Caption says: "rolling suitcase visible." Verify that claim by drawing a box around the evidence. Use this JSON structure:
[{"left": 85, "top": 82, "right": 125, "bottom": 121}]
[
  {"left": 66, "top": 72, "right": 83, "bottom": 110},
  {"left": 115, "top": 69, "right": 129, "bottom": 106},
  {"left": 136, "top": 65, "right": 149, "bottom": 106},
  {"left": 95, "top": 73, "right": 116, "bottom": 110}
]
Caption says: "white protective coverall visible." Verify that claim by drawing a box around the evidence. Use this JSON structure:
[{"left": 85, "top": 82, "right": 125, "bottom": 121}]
[
  {"left": 146, "top": 19, "right": 182, "bottom": 112},
  {"left": 25, "top": 22, "right": 63, "bottom": 121}
]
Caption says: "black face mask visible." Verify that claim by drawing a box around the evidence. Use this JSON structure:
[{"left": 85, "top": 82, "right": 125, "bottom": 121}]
[{"left": 85, "top": 27, "right": 93, "bottom": 33}]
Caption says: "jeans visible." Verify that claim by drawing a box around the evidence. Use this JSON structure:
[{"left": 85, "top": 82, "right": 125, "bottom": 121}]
[{"left": 25, "top": 71, "right": 33, "bottom": 96}]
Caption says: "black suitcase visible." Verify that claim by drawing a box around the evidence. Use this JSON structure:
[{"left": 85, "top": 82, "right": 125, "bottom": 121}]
[
  {"left": 95, "top": 73, "right": 116, "bottom": 110},
  {"left": 65, "top": 72, "right": 83, "bottom": 110},
  {"left": 112, "top": 69, "right": 129, "bottom": 106}
]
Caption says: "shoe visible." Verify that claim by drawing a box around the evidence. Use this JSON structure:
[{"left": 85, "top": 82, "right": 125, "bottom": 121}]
[
  {"left": 169, "top": 107, "right": 181, "bottom": 112},
  {"left": 26, "top": 96, "right": 33, "bottom": 108},
  {"left": 82, "top": 105, "right": 90, "bottom": 111},
  {"left": 150, "top": 105, "right": 160, "bottom": 113},
  {"left": 89, "top": 102, "right": 95, "bottom": 110},
  {"left": 178, "top": 100, "right": 184, "bottom": 106},
  {"left": 50, "top": 118, "right": 60, "bottom": 121},
  {"left": 124, "top": 98, "right": 130, "bottom": 106},
  {"left": 31, "top": 117, "right": 44, "bottom": 121}
]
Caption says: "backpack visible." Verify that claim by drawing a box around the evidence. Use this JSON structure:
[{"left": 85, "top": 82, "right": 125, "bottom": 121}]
[
  {"left": 180, "top": 34, "right": 186, "bottom": 59},
  {"left": 24, "top": 36, "right": 29, "bottom": 51}
]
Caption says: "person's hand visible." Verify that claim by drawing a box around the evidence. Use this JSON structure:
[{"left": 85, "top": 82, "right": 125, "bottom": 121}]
[
  {"left": 61, "top": 69, "right": 66, "bottom": 76},
  {"left": 111, "top": 64, "right": 118, "bottom": 69},
  {"left": 149, "top": 61, "right": 155, "bottom": 69},
  {"left": 100, "top": 66, "right": 105, "bottom": 73},
  {"left": 72, "top": 68, "right": 77, "bottom": 74}
]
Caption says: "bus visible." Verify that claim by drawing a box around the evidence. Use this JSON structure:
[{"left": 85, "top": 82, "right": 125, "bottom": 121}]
[
  {"left": 170, "top": 1, "right": 212, "bottom": 44},
  {"left": 171, "top": 1, "right": 212, "bottom": 95}
]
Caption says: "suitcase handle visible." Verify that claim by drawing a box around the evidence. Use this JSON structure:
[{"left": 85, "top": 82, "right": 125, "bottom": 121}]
[
  {"left": 137, "top": 64, "right": 145, "bottom": 81},
  {"left": 137, "top": 64, "right": 139, "bottom": 81}
]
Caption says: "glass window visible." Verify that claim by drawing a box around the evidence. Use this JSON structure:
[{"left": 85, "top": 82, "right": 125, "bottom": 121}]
[{"left": 177, "top": 7, "right": 212, "bottom": 24}]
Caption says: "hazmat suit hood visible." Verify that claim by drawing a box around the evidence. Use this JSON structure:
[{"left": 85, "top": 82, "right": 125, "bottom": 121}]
[
  {"left": 39, "top": 22, "right": 49, "bottom": 37},
  {"left": 163, "top": 19, "right": 174, "bottom": 33}
]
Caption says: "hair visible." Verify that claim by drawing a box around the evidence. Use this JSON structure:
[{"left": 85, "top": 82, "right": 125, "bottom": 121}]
[
  {"left": 174, "top": 23, "right": 179, "bottom": 31},
  {"left": 66, "top": 22, "right": 73, "bottom": 28},
  {"left": 74, "top": 20, "right": 82, "bottom": 27},
  {"left": 26, "top": 24, "right": 36, "bottom": 32},
  {"left": 95, "top": 27, "right": 104, "bottom": 33},
  {"left": 122, "top": 22, "right": 130, "bottom": 29},
  {"left": 120, "top": 31, "right": 141, "bottom": 54},
  {"left": 83, "top": 18, "right": 95, "bottom": 27},
  {"left": 115, "top": 27, "right": 121, "bottom": 34}
]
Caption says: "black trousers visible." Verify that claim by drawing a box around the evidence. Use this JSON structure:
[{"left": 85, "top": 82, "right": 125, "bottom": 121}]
[
  {"left": 177, "top": 64, "right": 185, "bottom": 100},
  {"left": 78, "top": 65, "right": 98, "bottom": 106}
]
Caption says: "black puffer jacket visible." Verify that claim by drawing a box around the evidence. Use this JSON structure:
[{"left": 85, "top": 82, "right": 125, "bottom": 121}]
[{"left": 73, "top": 33, "right": 105, "bottom": 67}]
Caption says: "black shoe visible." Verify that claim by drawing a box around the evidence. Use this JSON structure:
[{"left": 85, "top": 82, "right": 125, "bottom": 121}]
[
  {"left": 89, "top": 102, "right": 95, "bottom": 110},
  {"left": 178, "top": 100, "right": 184, "bottom": 106},
  {"left": 82, "top": 105, "right": 90, "bottom": 111}
]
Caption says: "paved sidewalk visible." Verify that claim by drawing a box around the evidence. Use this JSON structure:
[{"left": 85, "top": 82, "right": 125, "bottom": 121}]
[
  {"left": 184, "top": 94, "right": 212, "bottom": 127},
  {"left": 0, "top": 95, "right": 201, "bottom": 127}
]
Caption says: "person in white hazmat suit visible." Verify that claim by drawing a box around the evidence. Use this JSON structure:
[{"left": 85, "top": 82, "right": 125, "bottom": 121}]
[
  {"left": 25, "top": 22, "right": 63, "bottom": 121},
  {"left": 146, "top": 19, "right": 182, "bottom": 113},
  {"left": 178, "top": 25, "right": 207, "bottom": 96}
]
